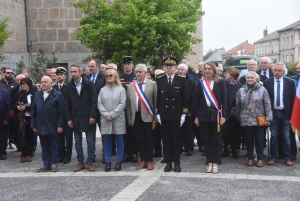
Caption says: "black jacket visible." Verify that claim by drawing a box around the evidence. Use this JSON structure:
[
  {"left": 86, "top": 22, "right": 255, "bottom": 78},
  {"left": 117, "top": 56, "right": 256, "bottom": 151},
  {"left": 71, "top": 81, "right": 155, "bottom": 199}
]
[
  {"left": 53, "top": 82, "right": 67, "bottom": 98},
  {"left": 86, "top": 71, "right": 106, "bottom": 96},
  {"left": 0, "top": 79, "right": 18, "bottom": 98},
  {"left": 156, "top": 74, "right": 188, "bottom": 120},
  {"left": 185, "top": 74, "right": 197, "bottom": 115},
  {"left": 65, "top": 76, "right": 97, "bottom": 132},
  {"left": 195, "top": 79, "right": 227, "bottom": 121}
]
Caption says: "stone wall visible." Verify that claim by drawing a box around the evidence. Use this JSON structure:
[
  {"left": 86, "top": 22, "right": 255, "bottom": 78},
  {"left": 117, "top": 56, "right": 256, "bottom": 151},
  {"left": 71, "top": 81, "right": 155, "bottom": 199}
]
[{"left": 187, "top": 20, "right": 203, "bottom": 68}]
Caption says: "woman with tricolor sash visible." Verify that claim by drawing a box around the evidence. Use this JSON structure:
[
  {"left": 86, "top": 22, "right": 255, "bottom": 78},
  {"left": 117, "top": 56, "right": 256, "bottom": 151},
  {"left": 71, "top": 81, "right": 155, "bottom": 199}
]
[{"left": 195, "top": 62, "right": 227, "bottom": 174}]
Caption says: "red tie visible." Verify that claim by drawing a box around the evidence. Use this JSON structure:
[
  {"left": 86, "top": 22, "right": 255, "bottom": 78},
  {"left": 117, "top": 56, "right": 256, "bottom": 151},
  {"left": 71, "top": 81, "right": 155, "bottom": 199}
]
[{"left": 138, "top": 83, "right": 143, "bottom": 112}]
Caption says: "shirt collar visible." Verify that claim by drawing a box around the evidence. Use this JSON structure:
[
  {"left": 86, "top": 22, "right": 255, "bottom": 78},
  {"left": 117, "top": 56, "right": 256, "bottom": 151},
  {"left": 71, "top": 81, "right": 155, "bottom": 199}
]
[{"left": 74, "top": 77, "right": 82, "bottom": 85}]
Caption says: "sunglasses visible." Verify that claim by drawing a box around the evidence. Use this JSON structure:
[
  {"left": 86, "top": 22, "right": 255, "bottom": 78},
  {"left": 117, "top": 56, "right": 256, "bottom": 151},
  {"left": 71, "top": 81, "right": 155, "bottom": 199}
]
[
  {"left": 6, "top": 72, "right": 13, "bottom": 74},
  {"left": 106, "top": 75, "right": 113, "bottom": 78}
]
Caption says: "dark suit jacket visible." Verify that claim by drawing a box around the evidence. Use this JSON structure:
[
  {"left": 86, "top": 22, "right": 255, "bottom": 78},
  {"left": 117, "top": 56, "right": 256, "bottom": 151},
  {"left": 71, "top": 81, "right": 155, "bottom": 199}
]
[
  {"left": 53, "top": 82, "right": 67, "bottom": 98},
  {"left": 86, "top": 71, "right": 106, "bottom": 96},
  {"left": 263, "top": 77, "right": 296, "bottom": 120},
  {"left": 195, "top": 79, "right": 227, "bottom": 121},
  {"left": 156, "top": 74, "right": 188, "bottom": 120},
  {"left": 257, "top": 68, "right": 274, "bottom": 81}
]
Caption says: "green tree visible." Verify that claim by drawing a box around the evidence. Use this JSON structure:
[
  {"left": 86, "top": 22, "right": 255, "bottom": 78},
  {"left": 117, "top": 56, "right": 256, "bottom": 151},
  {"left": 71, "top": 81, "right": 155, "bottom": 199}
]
[
  {"left": 0, "top": 18, "right": 12, "bottom": 62},
  {"left": 74, "top": 0, "right": 203, "bottom": 68},
  {"left": 285, "top": 62, "right": 297, "bottom": 77},
  {"left": 14, "top": 56, "right": 27, "bottom": 75}
]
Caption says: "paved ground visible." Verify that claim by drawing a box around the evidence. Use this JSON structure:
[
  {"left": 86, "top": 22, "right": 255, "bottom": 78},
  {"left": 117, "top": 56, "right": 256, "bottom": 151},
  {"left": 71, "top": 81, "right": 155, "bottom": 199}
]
[{"left": 1, "top": 132, "right": 300, "bottom": 201}]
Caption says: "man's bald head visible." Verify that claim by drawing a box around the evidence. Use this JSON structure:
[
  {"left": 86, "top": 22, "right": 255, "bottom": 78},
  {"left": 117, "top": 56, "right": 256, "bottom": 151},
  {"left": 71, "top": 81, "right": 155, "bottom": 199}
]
[
  {"left": 41, "top": 76, "right": 52, "bottom": 91},
  {"left": 16, "top": 74, "right": 25, "bottom": 86}
]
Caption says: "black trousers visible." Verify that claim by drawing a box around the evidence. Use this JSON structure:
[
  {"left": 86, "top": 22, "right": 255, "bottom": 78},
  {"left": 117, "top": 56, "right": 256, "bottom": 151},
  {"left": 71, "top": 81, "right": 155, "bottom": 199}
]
[
  {"left": 124, "top": 117, "right": 138, "bottom": 155},
  {"left": 223, "top": 116, "right": 241, "bottom": 154},
  {"left": 20, "top": 116, "right": 34, "bottom": 157},
  {"left": 201, "top": 121, "right": 222, "bottom": 163},
  {"left": 182, "top": 115, "right": 194, "bottom": 151},
  {"left": 134, "top": 112, "right": 153, "bottom": 162},
  {"left": 161, "top": 119, "right": 181, "bottom": 165},
  {"left": 0, "top": 125, "right": 8, "bottom": 155},
  {"left": 153, "top": 123, "right": 162, "bottom": 155}
]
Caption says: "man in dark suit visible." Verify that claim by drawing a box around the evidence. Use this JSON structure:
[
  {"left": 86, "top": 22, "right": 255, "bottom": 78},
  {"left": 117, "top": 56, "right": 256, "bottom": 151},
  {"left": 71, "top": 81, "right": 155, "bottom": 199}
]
[
  {"left": 86, "top": 59, "right": 106, "bottom": 162},
  {"left": 257, "top": 57, "right": 274, "bottom": 82},
  {"left": 53, "top": 67, "right": 73, "bottom": 164},
  {"left": 263, "top": 62, "right": 296, "bottom": 166},
  {"left": 156, "top": 56, "right": 188, "bottom": 172},
  {"left": 239, "top": 60, "right": 266, "bottom": 85},
  {"left": 126, "top": 64, "right": 157, "bottom": 170}
]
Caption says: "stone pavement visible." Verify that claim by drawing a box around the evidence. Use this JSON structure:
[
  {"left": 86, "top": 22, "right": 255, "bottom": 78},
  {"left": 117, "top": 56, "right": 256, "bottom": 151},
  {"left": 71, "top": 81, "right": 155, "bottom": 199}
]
[{"left": 1, "top": 132, "right": 300, "bottom": 201}]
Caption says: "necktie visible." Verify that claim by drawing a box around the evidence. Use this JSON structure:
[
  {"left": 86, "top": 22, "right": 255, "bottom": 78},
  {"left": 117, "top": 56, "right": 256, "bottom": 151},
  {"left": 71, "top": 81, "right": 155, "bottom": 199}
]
[
  {"left": 138, "top": 83, "right": 143, "bottom": 112},
  {"left": 168, "top": 77, "right": 172, "bottom": 85},
  {"left": 91, "top": 74, "right": 95, "bottom": 83},
  {"left": 276, "top": 80, "right": 280, "bottom": 107},
  {"left": 263, "top": 71, "right": 267, "bottom": 78}
]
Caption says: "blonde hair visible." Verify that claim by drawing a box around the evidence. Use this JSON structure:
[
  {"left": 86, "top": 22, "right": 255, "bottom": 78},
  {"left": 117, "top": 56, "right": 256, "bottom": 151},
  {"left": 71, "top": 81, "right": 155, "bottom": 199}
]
[
  {"left": 189, "top": 65, "right": 197, "bottom": 73},
  {"left": 204, "top": 62, "right": 222, "bottom": 83},
  {"left": 105, "top": 69, "right": 122, "bottom": 87}
]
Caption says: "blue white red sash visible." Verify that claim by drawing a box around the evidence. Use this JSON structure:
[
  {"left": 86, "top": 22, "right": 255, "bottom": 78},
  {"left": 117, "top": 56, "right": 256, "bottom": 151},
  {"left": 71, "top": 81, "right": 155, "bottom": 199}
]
[
  {"left": 199, "top": 78, "right": 222, "bottom": 125},
  {"left": 133, "top": 80, "right": 154, "bottom": 116}
]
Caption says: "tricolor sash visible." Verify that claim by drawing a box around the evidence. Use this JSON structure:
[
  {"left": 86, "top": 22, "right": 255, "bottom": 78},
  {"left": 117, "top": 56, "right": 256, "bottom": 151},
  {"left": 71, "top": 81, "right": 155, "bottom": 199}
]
[
  {"left": 199, "top": 78, "right": 222, "bottom": 132},
  {"left": 133, "top": 80, "right": 154, "bottom": 116}
]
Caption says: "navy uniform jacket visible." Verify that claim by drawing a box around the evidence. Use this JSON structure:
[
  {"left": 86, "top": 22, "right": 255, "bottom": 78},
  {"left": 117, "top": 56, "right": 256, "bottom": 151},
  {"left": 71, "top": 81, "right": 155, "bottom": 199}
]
[
  {"left": 185, "top": 73, "right": 197, "bottom": 115},
  {"left": 120, "top": 71, "right": 136, "bottom": 91},
  {"left": 156, "top": 74, "right": 188, "bottom": 120},
  {"left": 53, "top": 82, "right": 67, "bottom": 98},
  {"left": 263, "top": 77, "right": 296, "bottom": 120}
]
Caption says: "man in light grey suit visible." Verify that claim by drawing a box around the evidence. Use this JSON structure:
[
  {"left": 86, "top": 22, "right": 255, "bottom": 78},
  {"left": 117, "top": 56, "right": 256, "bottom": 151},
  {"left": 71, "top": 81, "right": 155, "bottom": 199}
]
[{"left": 126, "top": 64, "right": 157, "bottom": 170}]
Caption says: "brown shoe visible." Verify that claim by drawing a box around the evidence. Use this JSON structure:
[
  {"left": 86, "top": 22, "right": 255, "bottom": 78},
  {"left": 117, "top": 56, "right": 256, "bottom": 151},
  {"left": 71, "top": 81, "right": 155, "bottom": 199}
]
[
  {"left": 147, "top": 162, "right": 154, "bottom": 170},
  {"left": 246, "top": 160, "right": 253, "bottom": 167},
  {"left": 285, "top": 160, "right": 293, "bottom": 166},
  {"left": 267, "top": 158, "right": 277, "bottom": 165},
  {"left": 73, "top": 163, "right": 85, "bottom": 172},
  {"left": 136, "top": 161, "right": 147, "bottom": 170},
  {"left": 87, "top": 164, "right": 95, "bottom": 172},
  {"left": 257, "top": 160, "right": 264, "bottom": 167}
]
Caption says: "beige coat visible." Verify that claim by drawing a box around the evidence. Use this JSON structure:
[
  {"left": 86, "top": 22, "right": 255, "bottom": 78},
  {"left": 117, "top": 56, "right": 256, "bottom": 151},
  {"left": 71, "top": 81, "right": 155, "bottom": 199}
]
[{"left": 126, "top": 79, "right": 157, "bottom": 125}]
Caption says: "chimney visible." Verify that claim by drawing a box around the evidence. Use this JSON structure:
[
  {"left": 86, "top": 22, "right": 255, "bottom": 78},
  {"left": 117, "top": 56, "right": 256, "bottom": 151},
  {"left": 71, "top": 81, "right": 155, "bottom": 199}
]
[{"left": 263, "top": 26, "right": 268, "bottom": 37}]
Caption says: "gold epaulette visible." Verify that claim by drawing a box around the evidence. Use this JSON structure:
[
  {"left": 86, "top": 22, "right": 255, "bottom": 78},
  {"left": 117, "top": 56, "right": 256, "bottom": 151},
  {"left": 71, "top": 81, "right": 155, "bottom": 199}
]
[
  {"left": 183, "top": 108, "right": 188, "bottom": 114},
  {"left": 156, "top": 74, "right": 165, "bottom": 79}
]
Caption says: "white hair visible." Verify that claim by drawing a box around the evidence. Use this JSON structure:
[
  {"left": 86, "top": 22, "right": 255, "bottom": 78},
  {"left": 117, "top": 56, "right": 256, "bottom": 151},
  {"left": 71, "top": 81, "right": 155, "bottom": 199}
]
[
  {"left": 260, "top": 57, "right": 271, "bottom": 63},
  {"left": 107, "top": 63, "right": 117, "bottom": 70},
  {"left": 198, "top": 62, "right": 204, "bottom": 65},
  {"left": 135, "top": 64, "right": 147, "bottom": 72},
  {"left": 178, "top": 63, "right": 188, "bottom": 70},
  {"left": 274, "top": 62, "right": 287, "bottom": 73},
  {"left": 100, "top": 64, "right": 107, "bottom": 68}
]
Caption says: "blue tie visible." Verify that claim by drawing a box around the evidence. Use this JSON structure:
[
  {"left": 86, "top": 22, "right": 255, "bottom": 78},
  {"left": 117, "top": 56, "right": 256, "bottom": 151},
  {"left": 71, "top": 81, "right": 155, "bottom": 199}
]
[
  {"left": 91, "top": 74, "right": 95, "bottom": 83},
  {"left": 276, "top": 80, "right": 280, "bottom": 107}
]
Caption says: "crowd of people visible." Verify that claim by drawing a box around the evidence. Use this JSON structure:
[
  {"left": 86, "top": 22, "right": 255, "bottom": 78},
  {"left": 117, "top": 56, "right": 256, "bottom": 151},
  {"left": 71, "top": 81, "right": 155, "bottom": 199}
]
[{"left": 0, "top": 56, "right": 299, "bottom": 174}]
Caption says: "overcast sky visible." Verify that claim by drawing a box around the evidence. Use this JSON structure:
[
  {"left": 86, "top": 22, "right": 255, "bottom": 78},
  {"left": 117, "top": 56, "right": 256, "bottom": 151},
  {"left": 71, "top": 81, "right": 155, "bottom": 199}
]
[{"left": 202, "top": 0, "right": 300, "bottom": 54}]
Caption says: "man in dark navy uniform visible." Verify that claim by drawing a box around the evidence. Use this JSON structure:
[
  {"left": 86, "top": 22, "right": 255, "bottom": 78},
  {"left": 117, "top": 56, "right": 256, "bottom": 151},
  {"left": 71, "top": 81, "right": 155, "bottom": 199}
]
[
  {"left": 156, "top": 56, "right": 188, "bottom": 172},
  {"left": 120, "top": 56, "right": 138, "bottom": 163},
  {"left": 53, "top": 67, "right": 73, "bottom": 164}
]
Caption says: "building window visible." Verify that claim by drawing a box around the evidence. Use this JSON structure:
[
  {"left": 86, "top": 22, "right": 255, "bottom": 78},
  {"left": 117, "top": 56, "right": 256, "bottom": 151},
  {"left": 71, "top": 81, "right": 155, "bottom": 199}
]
[
  {"left": 286, "top": 55, "right": 289, "bottom": 62},
  {"left": 291, "top": 36, "right": 293, "bottom": 46},
  {"left": 282, "top": 37, "right": 285, "bottom": 46},
  {"left": 298, "top": 47, "right": 300, "bottom": 57},
  {"left": 275, "top": 44, "right": 278, "bottom": 53},
  {"left": 282, "top": 55, "right": 284, "bottom": 62}
]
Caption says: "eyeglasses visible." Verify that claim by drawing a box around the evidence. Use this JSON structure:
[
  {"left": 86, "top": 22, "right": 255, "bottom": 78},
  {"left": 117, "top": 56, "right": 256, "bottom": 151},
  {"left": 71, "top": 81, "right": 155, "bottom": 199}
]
[
  {"left": 106, "top": 75, "right": 113, "bottom": 78},
  {"left": 261, "top": 62, "right": 269, "bottom": 65},
  {"left": 6, "top": 72, "right": 13, "bottom": 74}
]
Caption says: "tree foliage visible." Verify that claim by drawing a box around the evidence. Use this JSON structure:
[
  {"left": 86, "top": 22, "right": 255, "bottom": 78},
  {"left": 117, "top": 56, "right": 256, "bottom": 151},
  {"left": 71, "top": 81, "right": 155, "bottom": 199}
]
[
  {"left": 74, "top": 0, "right": 203, "bottom": 68},
  {"left": 285, "top": 62, "right": 298, "bottom": 77},
  {"left": 14, "top": 56, "right": 27, "bottom": 75},
  {"left": 30, "top": 47, "right": 59, "bottom": 83},
  {"left": 0, "top": 18, "right": 12, "bottom": 62}
]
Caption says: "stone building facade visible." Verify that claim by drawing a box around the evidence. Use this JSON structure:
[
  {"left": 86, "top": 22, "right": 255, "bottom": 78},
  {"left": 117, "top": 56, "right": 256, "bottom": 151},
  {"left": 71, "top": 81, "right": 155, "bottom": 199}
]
[{"left": 0, "top": 0, "right": 203, "bottom": 71}]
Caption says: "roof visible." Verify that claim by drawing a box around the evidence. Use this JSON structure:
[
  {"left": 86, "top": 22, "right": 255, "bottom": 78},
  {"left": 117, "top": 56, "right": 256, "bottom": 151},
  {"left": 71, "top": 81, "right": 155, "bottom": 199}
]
[
  {"left": 222, "top": 41, "right": 254, "bottom": 56},
  {"left": 205, "top": 48, "right": 225, "bottom": 63},
  {"left": 254, "top": 30, "right": 279, "bottom": 43},
  {"left": 277, "top": 20, "right": 300, "bottom": 32}
]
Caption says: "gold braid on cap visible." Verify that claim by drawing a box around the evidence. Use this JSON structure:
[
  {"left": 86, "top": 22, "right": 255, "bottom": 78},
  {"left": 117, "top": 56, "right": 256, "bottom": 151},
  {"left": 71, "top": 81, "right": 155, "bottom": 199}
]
[{"left": 164, "top": 58, "right": 177, "bottom": 65}]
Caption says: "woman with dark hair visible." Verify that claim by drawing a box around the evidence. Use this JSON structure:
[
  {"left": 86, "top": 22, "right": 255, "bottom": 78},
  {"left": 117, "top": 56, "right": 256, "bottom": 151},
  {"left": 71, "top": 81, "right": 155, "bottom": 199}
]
[
  {"left": 11, "top": 77, "right": 37, "bottom": 163},
  {"left": 146, "top": 71, "right": 155, "bottom": 81},
  {"left": 195, "top": 62, "right": 227, "bottom": 174}
]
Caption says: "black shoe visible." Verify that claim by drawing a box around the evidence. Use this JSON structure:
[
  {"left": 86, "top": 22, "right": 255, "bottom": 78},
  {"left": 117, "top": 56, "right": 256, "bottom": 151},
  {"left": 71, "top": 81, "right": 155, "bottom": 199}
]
[
  {"left": 57, "top": 158, "right": 64, "bottom": 163},
  {"left": 161, "top": 158, "right": 167, "bottom": 163},
  {"left": 174, "top": 164, "right": 181, "bottom": 172},
  {"left": 223, "top": 152, "right": 229, "bottom": 157},
  {"left": 131, "top": 154, "right": 138, "bottom": 163},
  {"left": 153, "top": 152, "right": 162, "bottom": 157},
  {"left": 63, "top": 159, "right": 71, "bottom": 164},
  {"left": 0, "top": 154, "right": 7, "bottom": 160},
  {"left": 105, "top": 162, "right": 111, "bottom": 172},
  {"left": 164, "top": 163, "right": 172, "bottom": 172},
  {"left": 122, "top": 154, "right": 131, "bottom": 163},
  {"left": 51, "top": 164, "right": 58, "bottom": 172},
  {"left": 291, "top": 155, "right": 296, "bottom": 161},
  {"left": 187, "top": 150, "right": 193, "bottom": 156},
  {"left": 232, "top": 153, "right": 239, "bottom": 159},
  {"left": 115, "top": 162, "right": 122, "bottom": 171},
  {"left": 37, "top": 165, "right": 51, "bottom": 172}
]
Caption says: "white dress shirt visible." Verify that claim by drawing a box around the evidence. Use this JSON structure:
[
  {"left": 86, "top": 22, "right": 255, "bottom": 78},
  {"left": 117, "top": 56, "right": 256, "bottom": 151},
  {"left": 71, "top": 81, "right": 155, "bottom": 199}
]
[{"left": 75, "top": 77, "right": 83, "bottom": 95}]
